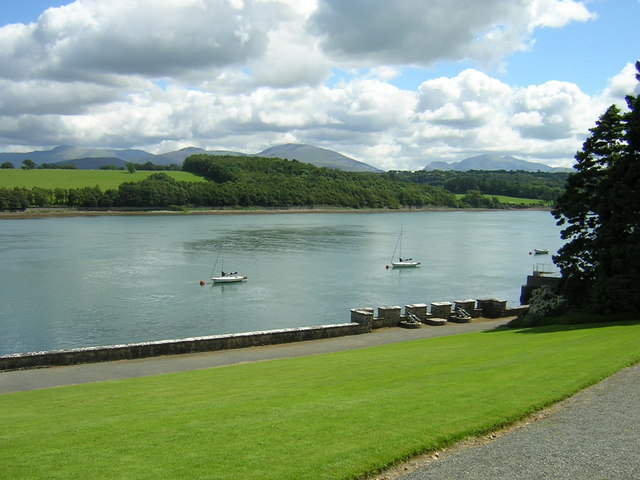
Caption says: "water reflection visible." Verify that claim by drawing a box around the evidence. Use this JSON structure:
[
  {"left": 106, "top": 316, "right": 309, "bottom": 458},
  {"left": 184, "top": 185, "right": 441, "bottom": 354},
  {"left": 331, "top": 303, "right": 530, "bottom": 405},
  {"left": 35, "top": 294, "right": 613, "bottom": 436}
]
[{"left": 184, "top": 225, "right": 376, "bottom": 254}]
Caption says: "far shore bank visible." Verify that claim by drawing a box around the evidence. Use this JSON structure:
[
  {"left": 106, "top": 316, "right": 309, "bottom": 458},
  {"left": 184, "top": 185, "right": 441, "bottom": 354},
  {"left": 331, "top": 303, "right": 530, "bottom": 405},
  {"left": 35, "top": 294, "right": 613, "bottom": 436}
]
[{"left": 0, "top": 205, "right": 551, "bottom": 219}]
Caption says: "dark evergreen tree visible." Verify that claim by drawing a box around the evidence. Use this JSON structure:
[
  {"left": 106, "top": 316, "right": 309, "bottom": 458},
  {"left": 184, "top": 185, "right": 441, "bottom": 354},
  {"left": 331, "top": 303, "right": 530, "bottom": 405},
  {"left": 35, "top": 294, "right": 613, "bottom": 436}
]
[{"left": 552, "top": 61, "right": 640, "bottom": 313}]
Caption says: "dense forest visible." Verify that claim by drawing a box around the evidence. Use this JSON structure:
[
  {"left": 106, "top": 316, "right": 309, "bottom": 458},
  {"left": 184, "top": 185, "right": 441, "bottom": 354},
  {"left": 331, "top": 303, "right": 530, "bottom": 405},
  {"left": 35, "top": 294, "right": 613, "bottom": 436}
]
[
  {"left": 0, "top": 155, "right": 568, "bottom": 210},
  {"left": 0, "top": 155, "right": 454, "bottom": 210},
  {"left": 180, "top": 155, "right": 459, "bottom": 208}
]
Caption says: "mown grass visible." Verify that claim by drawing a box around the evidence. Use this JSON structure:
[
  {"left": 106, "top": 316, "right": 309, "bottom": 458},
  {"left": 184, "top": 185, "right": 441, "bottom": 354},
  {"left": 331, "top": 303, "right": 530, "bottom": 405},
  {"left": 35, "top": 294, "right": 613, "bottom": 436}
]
[
  {"left": 1, "top": 322, "right": 639, "bottom": 480},
  {"left": 0, "top": 169, "right": 207, "bottom": 190},
  {"left": 454, "top": 193, "right": 549, "bottom": 206},
  {"left": 491, "top": 194, "right": 550, "bottom": 205}
]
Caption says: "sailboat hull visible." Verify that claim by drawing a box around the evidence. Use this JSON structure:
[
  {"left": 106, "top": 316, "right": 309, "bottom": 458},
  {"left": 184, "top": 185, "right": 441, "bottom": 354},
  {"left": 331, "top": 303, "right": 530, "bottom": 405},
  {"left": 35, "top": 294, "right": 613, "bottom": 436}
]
[
  {"left": 391, "top": 261, "right": 421, "bottom": 268},
  {"left": 211, "top": 275, "right": 247, "bottom": 283},
  {"left": 212, "top": 275, "right": 248, "bottom": 283}
]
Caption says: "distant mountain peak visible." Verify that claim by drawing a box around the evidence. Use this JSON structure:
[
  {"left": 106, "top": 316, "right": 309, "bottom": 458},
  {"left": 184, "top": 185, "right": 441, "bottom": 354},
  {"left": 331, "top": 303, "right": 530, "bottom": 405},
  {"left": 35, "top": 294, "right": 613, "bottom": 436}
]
[
  {"left": 257, "top": 143, "right": 382, "bottom": 172},
  {"left": 0, "top": 143, "right": 382, "bottom": 173},
  {"left": 423, "top": 154, "right": 571, "bottom": 172}
]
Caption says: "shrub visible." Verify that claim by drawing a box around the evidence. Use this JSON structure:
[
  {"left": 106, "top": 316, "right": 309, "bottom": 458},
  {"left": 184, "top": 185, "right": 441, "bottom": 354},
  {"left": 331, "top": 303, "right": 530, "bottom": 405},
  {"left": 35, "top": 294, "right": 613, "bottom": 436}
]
[{"left": 511, "top": 286, "right": 569, "bottom": 327}]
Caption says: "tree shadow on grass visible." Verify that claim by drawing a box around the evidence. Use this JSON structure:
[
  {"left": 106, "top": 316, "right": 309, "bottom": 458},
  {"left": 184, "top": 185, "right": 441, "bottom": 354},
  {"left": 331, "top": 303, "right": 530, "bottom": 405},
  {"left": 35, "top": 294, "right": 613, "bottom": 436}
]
[{"left": 481, "top": 319, "right": 640, "bottom": 335}]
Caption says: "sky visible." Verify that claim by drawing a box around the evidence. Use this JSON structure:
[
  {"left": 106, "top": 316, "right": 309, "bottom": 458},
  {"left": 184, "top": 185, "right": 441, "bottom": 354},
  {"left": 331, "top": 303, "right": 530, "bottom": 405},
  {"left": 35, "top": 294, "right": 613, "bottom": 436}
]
[{"left": 0, "top": 0, "right": 639, "bottom": 171}]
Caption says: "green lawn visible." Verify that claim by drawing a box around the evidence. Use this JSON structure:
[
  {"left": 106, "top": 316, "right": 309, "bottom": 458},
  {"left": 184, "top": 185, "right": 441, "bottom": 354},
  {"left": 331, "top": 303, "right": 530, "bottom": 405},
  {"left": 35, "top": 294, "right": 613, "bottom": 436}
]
[
  {"left": 0, "top": 169, "right": 207, "bottom": 190},
  {"left": 1, "top": 322, "right": 639, "bottom": 480},
  {"left": 454, "top": 193, "right": 549, "bottom": 206},
  {"left": 491, "top": 194, "right": 550, "bottom": 205}
]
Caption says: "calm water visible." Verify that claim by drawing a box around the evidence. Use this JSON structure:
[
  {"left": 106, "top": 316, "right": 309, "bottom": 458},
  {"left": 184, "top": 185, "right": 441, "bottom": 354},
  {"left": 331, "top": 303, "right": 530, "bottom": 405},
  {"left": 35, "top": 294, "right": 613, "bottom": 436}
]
[{"left": 0, "top": 211, "right": 563, "bottom": 354}]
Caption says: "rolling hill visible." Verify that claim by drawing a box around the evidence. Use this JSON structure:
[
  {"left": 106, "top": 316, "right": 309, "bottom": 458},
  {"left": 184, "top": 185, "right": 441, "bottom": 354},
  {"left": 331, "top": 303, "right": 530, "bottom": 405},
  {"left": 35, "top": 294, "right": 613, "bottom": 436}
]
[
  {"left": 256, "top": 144, "right": 382, "bottom": 172},
  {"left": 0, "top": 144, "right": 379, "bottom": 173},
  {"left": 424, "top": 154, "right": 571, "bottom": 172}
]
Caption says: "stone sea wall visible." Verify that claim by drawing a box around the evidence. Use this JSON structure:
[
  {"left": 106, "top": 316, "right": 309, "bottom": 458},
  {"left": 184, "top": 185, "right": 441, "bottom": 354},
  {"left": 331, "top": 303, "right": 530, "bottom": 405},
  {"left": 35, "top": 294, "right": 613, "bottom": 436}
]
[
  {"left": 1, "top": 298, "right": 526, "bottom": 372},
  {"left": 0, "top": 323, "right": 368, "bottom": 371}
]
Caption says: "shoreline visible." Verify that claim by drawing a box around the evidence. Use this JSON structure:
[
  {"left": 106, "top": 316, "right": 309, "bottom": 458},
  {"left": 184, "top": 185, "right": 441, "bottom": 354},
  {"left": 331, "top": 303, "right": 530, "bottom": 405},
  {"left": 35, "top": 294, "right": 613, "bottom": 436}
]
[
  {"left": 0, "top": 318, "right": 511, "bottom": 389},
  {"left": 0, "top": 205, "right": 551, "bottom": 220}
]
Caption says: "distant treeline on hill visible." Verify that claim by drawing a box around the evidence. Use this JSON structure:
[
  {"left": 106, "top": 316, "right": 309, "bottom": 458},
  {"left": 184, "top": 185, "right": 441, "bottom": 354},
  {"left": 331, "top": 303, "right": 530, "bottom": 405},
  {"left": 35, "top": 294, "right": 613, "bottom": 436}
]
[
  {"left": 1, "top": 159, "right": 180, "bottom": 171},
  {"left": 180, "top": 155, "right": 458, "bottom": 208},
  {"left": 0, "top": 155, "right": 566, "bottom": 210},
  {"left": 1, "top": 155, "right": 456, "bottom": 210},
  {"left": 101, "top": 161, "right": 181, "bottom": 171},
  {"left": 383, "top": 169, "right": 569, "bottom": 202}
]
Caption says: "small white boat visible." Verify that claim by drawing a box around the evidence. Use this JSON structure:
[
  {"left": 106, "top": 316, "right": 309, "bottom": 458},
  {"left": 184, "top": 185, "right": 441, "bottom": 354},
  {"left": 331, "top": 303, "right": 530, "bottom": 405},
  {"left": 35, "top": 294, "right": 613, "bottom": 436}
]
[
  {"left": 209, "top": 242, "right": 247, "bottom": 285},
  {"left": 533, "top": 248, "right": 549, "bottom": 255},
  {"left": 391, "top": 259, "right": 421, "bottom": 268},
  {"left": 388, "top": 226, "right": 421, "bottom": 268},
  {"left": 212, "top": 273, "right": 247, "bottom": 283}
]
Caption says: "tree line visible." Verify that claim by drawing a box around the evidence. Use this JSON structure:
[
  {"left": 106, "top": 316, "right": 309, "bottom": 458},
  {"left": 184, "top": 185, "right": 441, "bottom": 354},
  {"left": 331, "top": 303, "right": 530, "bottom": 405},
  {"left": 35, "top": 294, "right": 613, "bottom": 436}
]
[
  {"left": 383, "top": 169, "right": 569, "bottom": 202},
  {"left": 181, "top": 154, "right": 463, "bottom": 208},
  {"left": 0, "top": 158, "right": 180, "bottom": 171},
  {"left": 1, "top": 156, "right": 462, "bottom": 210},
  {"left": 0, "top": 154, "right": 567, "bottom": 211}
]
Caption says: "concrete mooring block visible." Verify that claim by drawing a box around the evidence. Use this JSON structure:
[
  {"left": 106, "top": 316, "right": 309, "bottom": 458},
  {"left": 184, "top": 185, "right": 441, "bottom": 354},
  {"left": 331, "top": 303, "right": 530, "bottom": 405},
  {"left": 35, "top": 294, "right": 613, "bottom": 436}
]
[
  {"left": 405, "top": 303, "right": 428, "bottom": 321},
  {"left": 477, "top": 299, "right": 507, "bottom": 318},
  {"left": 377, "top": 306, "right": 402, "bottom": 327},
  {"left": 454, "top": 299, "right": 480, "bottom": 318},
  {"left": 350, "top": 308, "right": 374, "bottom": 325},
  {"left": 430, "top": 301, "right": 452, "bottom": 318}
]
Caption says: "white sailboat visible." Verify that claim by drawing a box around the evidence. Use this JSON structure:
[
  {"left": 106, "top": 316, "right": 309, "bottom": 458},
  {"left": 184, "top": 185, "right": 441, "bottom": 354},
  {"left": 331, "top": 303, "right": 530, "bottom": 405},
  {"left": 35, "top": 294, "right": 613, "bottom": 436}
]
[
  {"left": 389, "top": 227, "right": 421, "bottom": 268},
  {"left": 210, "top": 244, "right": 247, "bottom": 284}
]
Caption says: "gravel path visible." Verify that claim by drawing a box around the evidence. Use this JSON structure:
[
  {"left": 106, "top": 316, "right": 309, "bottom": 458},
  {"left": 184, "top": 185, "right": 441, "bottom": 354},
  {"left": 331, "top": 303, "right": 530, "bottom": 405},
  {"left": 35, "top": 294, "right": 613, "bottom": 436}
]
[{"left": 385, "top": 362, "right": 640, "bottom": 480}]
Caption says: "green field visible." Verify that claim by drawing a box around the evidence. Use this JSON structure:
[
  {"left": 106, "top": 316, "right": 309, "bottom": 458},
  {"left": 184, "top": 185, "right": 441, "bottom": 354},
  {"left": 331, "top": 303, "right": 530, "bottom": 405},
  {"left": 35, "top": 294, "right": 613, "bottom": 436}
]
[
  {"left": 454, "top": 193, "right": 549, "bottom": 206},
  {"left": 1, "top": 322, "right": 638, "bottom": 480},
  {"left": 491, "top": 194, "right": 550, "bottom": 205},
  {"left": 1, "top": 171, "right": 550, "bottom": 208},
  {"left": 0, "top": 169, "right": 207, "bottom": 190}
]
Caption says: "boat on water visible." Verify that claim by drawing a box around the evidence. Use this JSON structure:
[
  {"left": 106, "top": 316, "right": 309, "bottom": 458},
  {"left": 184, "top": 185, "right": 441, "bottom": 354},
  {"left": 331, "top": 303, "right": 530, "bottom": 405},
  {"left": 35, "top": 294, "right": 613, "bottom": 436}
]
[
  {"left": 388, "top": 227, "right": 421, "bottom": 268},
  {"left": 209, "top": 243, "right": 247, "bottom": 284},
  {"left": 212, "top": 272, "right": 247, "bottom": 283},
  {"left": 533, "top": 248, "right": 550, "bottom": 255},
  {"left": 391, "top": 258, "right": 421, "bottom": 268}
]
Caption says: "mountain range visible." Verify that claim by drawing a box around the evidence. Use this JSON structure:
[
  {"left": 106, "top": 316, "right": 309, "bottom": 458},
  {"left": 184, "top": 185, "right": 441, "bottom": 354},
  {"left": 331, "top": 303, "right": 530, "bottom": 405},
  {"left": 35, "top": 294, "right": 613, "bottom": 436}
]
[
  {"left": 0, "top": 144, "right": 382, "bottom": 173},
  {"left": 423, "top": 154, "right": 572, "bottom": 172},
  {"left": 0, "top": 145, "right": 572, "bottom": 173}
]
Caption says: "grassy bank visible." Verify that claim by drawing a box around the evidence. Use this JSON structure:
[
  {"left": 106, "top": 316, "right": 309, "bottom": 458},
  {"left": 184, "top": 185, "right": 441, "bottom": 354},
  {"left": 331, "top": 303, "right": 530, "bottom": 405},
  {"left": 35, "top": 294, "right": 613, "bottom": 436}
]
[
  {"left": 454, "top": 193, "right": 550, "bottom": 206},
  {"left": 0, "top": 205, "right": 552, "bottom": 220},
  {"left": 2, "top": 322, "right": 639, "bottom": 480},
  {"left": 0, "top": 169, "right": 207, "bottom": 190}
]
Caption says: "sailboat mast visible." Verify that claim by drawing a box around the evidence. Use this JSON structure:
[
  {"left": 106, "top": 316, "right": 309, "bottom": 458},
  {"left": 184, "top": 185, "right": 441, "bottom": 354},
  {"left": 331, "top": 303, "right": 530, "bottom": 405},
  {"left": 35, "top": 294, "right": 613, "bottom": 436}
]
[
  {"left": 210, "top": 242, "right": 224, "bottom": 277},
  {"left": 391, "top": 227, "right": 402, "bottom": 262}
]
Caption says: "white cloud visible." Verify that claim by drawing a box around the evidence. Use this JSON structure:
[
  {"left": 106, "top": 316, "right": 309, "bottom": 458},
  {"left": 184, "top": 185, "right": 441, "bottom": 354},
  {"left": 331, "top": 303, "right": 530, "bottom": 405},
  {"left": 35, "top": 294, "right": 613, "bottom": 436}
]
[
  {"left": 600, "top": 62, "right": 640, "bottom": 104},
  {"left": 527, "top": 0, "right": 595, "bottom": 29},
  {"left": 416, "top": 70, "right": 512, "bottom": 127},
  {"left": 309, "top": 0, "right": 595, "bottom": 68},
  {"left": 0, "top": 0, "right": 636, "bottom": 172},
  {"left": 0, "top": 0, "right": 300, "bottom": 85},
  {"left": 407, "top": 68, "right": 613, "bottom": 168},
  {"left": 47, "top": 0, "right": 273, "bottom": 78},
  {"left": 512, "top": 81, "right": 591, "bottom": 139}
]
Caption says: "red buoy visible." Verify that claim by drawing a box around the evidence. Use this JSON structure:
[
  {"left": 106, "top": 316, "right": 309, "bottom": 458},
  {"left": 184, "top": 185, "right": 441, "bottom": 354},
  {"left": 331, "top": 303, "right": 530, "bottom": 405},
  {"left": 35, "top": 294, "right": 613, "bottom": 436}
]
[{"left": 200, "top": 280, "right": 205, "bottom": 286}]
